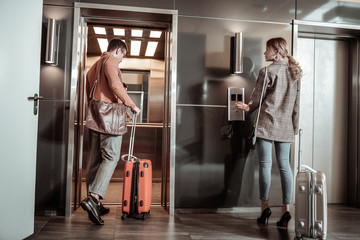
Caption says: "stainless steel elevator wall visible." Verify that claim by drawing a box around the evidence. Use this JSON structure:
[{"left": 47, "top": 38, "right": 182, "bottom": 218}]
[
  {"left": 38, "top": 0, "right": 360, "bottom": 215},
  {"left": 297, "top": 37, "right": 349, "bottom": 203},
  {"left": 175, "top": 17, "right": 293, "bottom": 208},
  {"left": 35, "top": 5, "right": 73, "bottom": 215}
]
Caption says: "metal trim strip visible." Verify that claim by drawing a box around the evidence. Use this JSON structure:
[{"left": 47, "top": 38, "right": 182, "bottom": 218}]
[
  {"left": 179, "top": 14, "right": 291, "bottom": 26},
  {"left": 169, "top": 13, "right": 178, "bottom": 216},
  {"left": 66, "top": 6, "right": 81, "bottom": 218},
  {"left": 74, "top": 2, "right": 178, "bottom": 15},
  {"left": 177, "top": 104, "right": 227, "bottom": 108},
  {"left": 293, "top": 19, "right": 360, "bottom": 31}
]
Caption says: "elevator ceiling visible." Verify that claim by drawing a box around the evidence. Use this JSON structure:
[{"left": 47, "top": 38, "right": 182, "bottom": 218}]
[{"left": 87, "top": 23, "right": 166, "bottom": 60}]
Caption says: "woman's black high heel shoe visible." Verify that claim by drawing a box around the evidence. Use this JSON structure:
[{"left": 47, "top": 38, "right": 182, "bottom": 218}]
[
  {"left": 276, "top": 211, "right": 291, "bottom": 229},
  {"left": 257, "top": 207, "right": 272, "bottom": 224}
]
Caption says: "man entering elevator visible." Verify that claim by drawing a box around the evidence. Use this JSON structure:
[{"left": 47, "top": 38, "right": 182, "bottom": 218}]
[{"left": 80, "top": 39, "right": 141, "bottom": 225}]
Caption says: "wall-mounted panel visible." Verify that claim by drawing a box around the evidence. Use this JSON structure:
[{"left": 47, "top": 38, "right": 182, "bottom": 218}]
[
  {"left": 177, "top": 16, "right": 292, "bottom": 105},
  {"left": 175, "top": 106, "right": 234, "bottom": 208},
  {"left": 40, "top": 66, "right": 67, "bottom": 101},
  {"left": 36, "top": 100, "right": 69, "bottom": 215},
  {"left": 176, "top": 0, "right": 295, "bottom": 23},
  {"left": 35, "top": 5, "right": 73, "bottom": 215},
  {"left": 175, "top": 106, "right": 284, "bottom": 208},
  {"left": 297, "top": 0, "right": 360, "bottom": 25},
  {"left": 42, "top": 5, "right": 73, "bottom": 100},
  {"left": 175, "top": 16, "right": 293, "bottom": 209}
]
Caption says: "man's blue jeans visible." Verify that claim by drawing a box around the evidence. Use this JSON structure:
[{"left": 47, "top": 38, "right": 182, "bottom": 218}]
[
  {"left": 86, "top": 130, "right": 123, "bottom": 199},
  {"left": 257, "top": 138, "right": 293, "bottom": 204}
]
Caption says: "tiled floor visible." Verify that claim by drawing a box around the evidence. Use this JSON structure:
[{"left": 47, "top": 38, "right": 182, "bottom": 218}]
[{"left": 26, "top": 204, "right": 360, "bottom": 240}]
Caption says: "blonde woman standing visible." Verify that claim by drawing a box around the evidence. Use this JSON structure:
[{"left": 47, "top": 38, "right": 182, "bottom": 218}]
[{"left": 236, "top": 37, "right": 302, "bottom": 228}]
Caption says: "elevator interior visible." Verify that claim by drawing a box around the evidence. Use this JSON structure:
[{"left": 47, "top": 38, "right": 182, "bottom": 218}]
[
  {"left": 81, "top": 23, "right": 166, "bottom": 205},
  {"left": 69, "top": 4, "right": 177, "bottom": 216}
]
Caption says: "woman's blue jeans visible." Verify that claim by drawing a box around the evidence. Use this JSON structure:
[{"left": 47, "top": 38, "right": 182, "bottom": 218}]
[{"left": 256, "top": 138, "right": 293, "bottom": 204}]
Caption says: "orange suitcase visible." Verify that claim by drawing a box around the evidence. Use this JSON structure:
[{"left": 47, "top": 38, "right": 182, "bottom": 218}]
[
  {"left": 122, "top": 159, "right": 152, "bottom": 220},
  {"left": 121, "top": 114, "right": 152, "bottom": 220}
]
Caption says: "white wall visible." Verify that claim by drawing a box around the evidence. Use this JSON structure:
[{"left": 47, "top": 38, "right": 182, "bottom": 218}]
[{"left": 0, "top": 0, "right": 43, "bottom": 239}]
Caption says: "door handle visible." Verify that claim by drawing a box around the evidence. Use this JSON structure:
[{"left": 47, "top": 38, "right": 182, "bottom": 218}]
[{"left": 28, "top": 93, "right": 44, "bottom": 115}]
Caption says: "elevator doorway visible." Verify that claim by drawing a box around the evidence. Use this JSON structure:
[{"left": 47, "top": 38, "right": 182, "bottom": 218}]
[
  {"left": 68, "top": 3, "right": 177, "bottom": 216},
  {"left": 293, "top": 20, "right": 360, "bottom": 204}
]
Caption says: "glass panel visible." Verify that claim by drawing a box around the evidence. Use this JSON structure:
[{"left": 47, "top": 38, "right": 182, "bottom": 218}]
[
  {"left": 175, "top": 106, "right": 285, "bottom": 208},
  {"left": 35, "top": 5, "right": 73, "bottom": 215},
  {"left": 297, "top": 0, "right": 360, "bottom": 25},
  {"left": 35, "top": 100, "right": 69, "bottom": 215},
  {"left": 176, "top": 0, "right": 295, "bottom": 23},
  {"left": 177, "top": 16, "right": 292, "bottom": 105},
  {"left": 175, "top": 16, "right": 292, "bottom": 208}
]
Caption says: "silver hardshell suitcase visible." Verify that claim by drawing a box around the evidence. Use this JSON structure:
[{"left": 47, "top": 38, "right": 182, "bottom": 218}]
[{"left": 295, "top": 129, "right": 327, "bottom": 240}]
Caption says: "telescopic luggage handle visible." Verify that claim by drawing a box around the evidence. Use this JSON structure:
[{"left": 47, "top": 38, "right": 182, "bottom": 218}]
[
  {"left": 121, "top": 112, "right": 138, "bottom": 162},
  {"left": 301, "top": 165, "right": 317, "bottom": 173},
  {"left": 298, "top": 129, "right": 317, "bottom": 173},
  {"left": 298, "top": 129, "right": 302, "bottom": 172}
]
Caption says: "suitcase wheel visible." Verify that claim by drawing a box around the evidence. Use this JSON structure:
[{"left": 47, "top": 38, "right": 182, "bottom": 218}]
[
  {"left": 140, "top": 213, "right": 146, "bottom": 220},
  {"left": 121, "top": 213, "right": 128, "bottom": 220}
]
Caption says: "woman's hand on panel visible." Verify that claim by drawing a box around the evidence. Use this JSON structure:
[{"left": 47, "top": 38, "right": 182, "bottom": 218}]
[{"left": 235, "top": 102, "right": 249, "bottom": 112}]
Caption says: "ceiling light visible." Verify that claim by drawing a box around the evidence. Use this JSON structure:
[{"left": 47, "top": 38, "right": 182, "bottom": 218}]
[
  {"left": 113, "top": 28, "right": 125, "bottom": 36},
  {"left": 97, "top": 38, "right": 108, "bottom": 53},
  {"left": 145, "top": 42, "right": 158, "bottom": 57},
  {"left": 93, "top": 27, "right": 106, "bottom": 35},
  {"left": 131, "top": 29, "right": 143, "bottom": 37},
  {"left": 150, "top": 31, "right": 162, "bottom": 38},
  {"left": 130, "top": 40, "right": 141, "bottom": 56}
]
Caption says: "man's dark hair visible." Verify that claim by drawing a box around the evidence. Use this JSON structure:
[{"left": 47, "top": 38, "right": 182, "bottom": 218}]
[{"left": 107, "top": 38, "right": 127, "bottom": 52}]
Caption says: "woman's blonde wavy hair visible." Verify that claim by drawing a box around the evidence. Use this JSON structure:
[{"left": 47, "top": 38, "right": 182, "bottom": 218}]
[{"left": 266, "top": 37, "right": 302, "bottom": 81}]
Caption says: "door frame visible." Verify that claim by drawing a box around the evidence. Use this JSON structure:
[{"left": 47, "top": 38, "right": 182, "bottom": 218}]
[
  {"left": 67, "top": 2, "right": 178, "bottom": 217},
  {"left": 292, "top": 19, "right": 360, "bottom": 206}
]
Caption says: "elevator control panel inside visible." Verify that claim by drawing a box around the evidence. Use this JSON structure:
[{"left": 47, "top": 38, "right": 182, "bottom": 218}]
[{"left": 228, "top": 87, "right": 245, "bottom": 121}]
